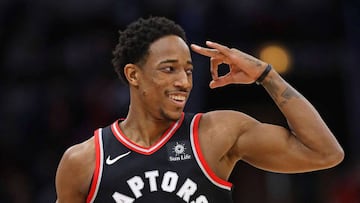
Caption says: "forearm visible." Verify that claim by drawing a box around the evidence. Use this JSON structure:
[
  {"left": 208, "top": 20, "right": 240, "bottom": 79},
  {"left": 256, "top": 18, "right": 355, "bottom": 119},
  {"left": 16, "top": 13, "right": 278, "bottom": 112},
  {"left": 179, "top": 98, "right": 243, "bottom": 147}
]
[{"left": 261, "top": 69, "right": 343, "bottom": 161}]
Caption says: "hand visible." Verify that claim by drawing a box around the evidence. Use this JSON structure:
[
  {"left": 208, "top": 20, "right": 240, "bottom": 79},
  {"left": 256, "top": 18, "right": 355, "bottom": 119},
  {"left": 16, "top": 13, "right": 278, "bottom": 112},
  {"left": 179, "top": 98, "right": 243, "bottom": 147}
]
[{"left": 191, "top": 41, "right": 267, "bottom": 88}]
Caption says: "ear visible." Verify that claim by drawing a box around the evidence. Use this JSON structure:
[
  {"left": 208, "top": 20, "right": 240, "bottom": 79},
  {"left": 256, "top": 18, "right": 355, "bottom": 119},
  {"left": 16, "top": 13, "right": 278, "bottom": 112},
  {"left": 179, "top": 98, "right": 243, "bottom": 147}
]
[{"left": 124, "top": 64, "right": 140, "bottom": 86}]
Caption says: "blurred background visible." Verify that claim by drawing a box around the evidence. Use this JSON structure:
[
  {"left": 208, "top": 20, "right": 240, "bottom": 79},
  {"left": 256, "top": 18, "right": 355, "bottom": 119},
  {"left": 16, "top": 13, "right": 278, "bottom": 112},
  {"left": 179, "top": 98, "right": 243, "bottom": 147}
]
[{"left": 0, "top": 0, "right": 359, "bottom": 202}]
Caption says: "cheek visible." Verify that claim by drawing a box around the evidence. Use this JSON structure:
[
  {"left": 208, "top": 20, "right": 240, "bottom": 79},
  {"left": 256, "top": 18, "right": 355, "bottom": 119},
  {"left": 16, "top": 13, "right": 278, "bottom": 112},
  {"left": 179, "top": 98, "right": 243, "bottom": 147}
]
[
  {"left": 141, "top": 85, "right": 161, "bottom": 98},
  {"left": 150, "top": 78, "right": 169, "bottom": 91},
  {"left": 139, "top": 72, "right": 168, "bottom": 97},
  {"left": 139, "top": 78, "right": 158, "bottom": 97}
]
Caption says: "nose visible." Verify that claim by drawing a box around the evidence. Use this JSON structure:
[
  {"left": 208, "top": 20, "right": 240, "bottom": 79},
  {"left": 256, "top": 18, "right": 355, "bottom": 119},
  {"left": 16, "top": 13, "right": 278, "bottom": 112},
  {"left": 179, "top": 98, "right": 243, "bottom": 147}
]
[{"left": 174, "top": 70, "right": 192, "bottom": 90}]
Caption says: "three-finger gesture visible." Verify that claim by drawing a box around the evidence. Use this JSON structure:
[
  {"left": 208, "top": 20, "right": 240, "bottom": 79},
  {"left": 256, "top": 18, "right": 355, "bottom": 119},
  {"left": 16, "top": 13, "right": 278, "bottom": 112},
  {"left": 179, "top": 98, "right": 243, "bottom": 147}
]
[{"left": 191, "top": 41, "right": 268, "bottom": 88}]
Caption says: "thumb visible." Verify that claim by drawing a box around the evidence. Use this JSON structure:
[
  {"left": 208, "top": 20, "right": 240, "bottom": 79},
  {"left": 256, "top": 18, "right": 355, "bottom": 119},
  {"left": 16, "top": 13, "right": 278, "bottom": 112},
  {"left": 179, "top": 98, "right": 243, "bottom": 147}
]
[
  {"left": 209, "top": 80, "right": 222, "bottom": 89},
  {"left": 209, "top": 75, "right": 231, "bottom": 89}
]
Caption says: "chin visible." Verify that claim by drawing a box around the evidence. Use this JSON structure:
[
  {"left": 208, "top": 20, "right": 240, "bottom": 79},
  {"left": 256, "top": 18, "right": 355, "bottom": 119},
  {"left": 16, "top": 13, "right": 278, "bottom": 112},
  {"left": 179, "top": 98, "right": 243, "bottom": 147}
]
[{"left": 161, "top": 110, "right": 183, "bottom": 122}]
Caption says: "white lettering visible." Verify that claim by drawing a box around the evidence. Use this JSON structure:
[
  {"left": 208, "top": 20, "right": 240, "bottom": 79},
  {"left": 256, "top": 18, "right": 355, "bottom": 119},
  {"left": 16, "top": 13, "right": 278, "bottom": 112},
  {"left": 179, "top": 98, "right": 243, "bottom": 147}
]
[
  {"left": 112, "top": 192, "right": 135, "bottom": 203},
  {"left": 161, "top": 171, "right": 178, "bottom": 192},
  {"left": 177, "top": 178, "right": 197, "bottom": 202},
  {"left": 127, "top": 176, "right": 144, "bottom": 198},
  {"left": 114, "top": 170, "right": 209, "bottom": 202},
  {"left": 169, "top": 156, "right": 181, "bottom": 161},
  {"left": 195, "top": 195, "right": 208, "bottom": 203},
  {"left": 145, "top": 170, "right": 159, "bottom": 192},
  {"left": 180, "top": 154, "right": 191, "bottom": 160}
]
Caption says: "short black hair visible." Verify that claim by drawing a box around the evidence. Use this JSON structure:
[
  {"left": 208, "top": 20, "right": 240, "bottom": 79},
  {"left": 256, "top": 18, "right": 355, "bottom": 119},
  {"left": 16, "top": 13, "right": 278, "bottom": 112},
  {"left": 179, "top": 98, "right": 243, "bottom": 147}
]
[{"left": 112, "top": 16, "right": 187, "bottom": 84}]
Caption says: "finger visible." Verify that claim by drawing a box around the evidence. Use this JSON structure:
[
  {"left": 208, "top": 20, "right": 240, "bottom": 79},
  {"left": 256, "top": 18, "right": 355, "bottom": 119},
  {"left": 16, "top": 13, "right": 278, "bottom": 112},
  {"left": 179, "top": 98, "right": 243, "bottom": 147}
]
[
  {"left": 210, "top": 57, "right": 223, "bottom": 81},
  {"left": 205, "top": 41, "right": 232, "bottom": 56},
  {"left": 209, "top": 73, "right": 232, "bottom": 89},
  {"left": 190, "top": 44, "right": 220, "bottom": 58}
]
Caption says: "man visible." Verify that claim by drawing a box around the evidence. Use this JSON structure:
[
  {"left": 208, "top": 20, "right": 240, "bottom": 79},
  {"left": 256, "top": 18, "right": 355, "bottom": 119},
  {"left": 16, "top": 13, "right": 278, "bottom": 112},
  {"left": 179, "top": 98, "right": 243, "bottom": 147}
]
[{"left": 55, "top": 16, "right": 344, "bottom": 202}]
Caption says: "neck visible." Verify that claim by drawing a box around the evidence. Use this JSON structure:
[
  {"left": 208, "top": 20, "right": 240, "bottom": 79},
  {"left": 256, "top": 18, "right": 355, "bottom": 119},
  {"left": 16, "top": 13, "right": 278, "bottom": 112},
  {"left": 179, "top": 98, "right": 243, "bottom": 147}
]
[{"left": 120, "top": 108, "right": 179, "bottom": 148}]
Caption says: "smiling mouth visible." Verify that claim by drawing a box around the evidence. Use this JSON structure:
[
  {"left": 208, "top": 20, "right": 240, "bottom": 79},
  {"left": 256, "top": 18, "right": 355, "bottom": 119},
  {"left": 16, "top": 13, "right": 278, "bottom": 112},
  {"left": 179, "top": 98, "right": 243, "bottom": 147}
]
[{"left": 169, "top": 94, "right": 186, "bottom": 102}]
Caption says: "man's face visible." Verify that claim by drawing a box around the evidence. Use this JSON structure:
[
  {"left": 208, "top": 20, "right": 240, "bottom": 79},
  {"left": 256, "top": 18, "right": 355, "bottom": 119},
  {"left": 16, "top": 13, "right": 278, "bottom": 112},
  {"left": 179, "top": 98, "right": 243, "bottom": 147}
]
[{"left": 136, "top": 35, "right": 193, "bottom": 121}]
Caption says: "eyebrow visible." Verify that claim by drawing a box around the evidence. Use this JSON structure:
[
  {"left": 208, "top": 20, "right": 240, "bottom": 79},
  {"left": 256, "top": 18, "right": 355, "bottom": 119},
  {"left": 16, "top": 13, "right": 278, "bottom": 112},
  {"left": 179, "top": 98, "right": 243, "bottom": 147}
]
[{"left": 159, "top": 59, "right": 193, "bottom": 65}]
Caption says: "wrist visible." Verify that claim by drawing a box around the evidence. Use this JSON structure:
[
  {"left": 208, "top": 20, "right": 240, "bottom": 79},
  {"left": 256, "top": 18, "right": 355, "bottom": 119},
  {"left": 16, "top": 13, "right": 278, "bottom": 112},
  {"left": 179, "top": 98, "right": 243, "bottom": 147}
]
[{"left": 255, "top": 64, "right": 272, "bottom": 85}]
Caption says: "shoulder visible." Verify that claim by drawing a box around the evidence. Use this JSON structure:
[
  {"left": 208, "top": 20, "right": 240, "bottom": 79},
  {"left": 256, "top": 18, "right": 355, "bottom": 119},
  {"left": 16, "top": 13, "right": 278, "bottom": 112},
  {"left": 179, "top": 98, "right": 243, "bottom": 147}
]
[
  {"left": 56, "top": 137, "right": 96, "bottom": 200},
  {"left": 61, "top": 137, "right": 95, "bottom": 169},
  {"left": 196, "top": 110, "right": 260, "bottom": 157},
  {"left": 192, "top": 110, "right": 261, "bottom": 178},
  {"left": 198, "top": 110, "right": 259, "bottom": 135}
]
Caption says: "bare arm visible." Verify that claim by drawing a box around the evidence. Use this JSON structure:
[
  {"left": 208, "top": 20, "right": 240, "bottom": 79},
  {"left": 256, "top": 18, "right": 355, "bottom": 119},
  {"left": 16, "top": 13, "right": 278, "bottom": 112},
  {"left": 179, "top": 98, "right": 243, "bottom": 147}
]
[
  {"left": 236, "top": 71, "right": 344, "bottom": 173},
  {"left": 191, "top": 41, "right": 344, "bottom": 174},
  {"left": 55, "top": 138, "right": 95, "bottom": 203}
]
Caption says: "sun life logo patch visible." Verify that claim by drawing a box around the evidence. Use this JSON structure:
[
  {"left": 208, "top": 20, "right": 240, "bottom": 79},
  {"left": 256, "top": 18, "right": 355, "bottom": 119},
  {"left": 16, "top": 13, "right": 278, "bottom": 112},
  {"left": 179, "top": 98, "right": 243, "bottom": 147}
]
[{"left": 166, "top": 141, "right": 192, "bottom": 162}]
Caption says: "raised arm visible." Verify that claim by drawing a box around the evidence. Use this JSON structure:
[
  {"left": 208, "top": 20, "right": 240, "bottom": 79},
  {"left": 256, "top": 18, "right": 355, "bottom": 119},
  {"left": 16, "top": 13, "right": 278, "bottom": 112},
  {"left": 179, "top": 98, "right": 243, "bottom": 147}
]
[{"left": 191, "top": 41, "right": 344, "bottom": 173}]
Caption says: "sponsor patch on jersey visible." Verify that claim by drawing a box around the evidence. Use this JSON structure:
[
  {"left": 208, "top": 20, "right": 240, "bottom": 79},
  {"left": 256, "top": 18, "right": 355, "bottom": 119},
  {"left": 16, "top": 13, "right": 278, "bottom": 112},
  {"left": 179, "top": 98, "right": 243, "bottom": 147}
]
[{"left": 166, "top": 141, "right": 192, "bottom": 162}]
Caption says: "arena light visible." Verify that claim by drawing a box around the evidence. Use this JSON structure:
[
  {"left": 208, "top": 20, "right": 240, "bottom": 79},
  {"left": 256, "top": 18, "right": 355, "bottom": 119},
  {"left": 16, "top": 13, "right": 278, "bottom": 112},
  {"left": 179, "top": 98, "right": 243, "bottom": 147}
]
[{"left": 258, "top": 44, "right": 292, "bottom": 74}]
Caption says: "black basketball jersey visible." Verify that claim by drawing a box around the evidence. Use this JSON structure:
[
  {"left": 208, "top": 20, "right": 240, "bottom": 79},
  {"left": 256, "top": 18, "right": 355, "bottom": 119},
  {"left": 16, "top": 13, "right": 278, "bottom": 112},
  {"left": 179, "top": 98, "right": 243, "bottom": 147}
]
[{"left": 86, "top": 113, "right": 233, "bottom": 203}]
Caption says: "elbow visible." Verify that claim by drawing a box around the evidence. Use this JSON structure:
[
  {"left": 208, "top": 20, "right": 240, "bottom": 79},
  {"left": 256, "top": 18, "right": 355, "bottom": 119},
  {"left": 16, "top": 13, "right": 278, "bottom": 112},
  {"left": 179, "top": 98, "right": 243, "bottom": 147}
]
[
  {"left": 322, "top": 146, "right": 345, "bottom": 168},
  {"left": 334, "top": 147, "right": 345, "bottom": 165}
]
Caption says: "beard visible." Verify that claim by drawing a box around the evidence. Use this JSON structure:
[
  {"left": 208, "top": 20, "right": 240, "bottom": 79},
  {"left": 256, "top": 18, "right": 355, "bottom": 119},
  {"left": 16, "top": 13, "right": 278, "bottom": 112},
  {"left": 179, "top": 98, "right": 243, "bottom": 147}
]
[{"left": 159, "top": 107, "right": 183, "bottom": 122}]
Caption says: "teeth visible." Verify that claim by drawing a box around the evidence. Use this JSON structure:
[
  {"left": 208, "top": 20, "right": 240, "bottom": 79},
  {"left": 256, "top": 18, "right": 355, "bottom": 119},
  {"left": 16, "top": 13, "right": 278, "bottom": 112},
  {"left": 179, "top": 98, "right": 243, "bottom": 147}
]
[{"left": 169, "top": 95, "right": 185, "bottom": 101}]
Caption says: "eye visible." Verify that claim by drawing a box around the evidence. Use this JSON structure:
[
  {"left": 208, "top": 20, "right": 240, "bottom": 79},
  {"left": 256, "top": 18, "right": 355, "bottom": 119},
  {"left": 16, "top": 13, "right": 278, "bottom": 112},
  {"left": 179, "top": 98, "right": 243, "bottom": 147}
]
[
  {"left": 186, "top": 68, "right": 193, "bottom": 75},
  {"left": 161, "top": 66, "right": 174, "bottom": 73}
]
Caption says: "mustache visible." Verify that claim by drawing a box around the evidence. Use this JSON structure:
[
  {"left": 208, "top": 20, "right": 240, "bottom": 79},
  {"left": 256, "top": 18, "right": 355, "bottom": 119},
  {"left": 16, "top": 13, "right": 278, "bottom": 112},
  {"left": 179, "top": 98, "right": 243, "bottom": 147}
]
[{"left": 166, "top": 89, "right": 190, "bottom": 95}]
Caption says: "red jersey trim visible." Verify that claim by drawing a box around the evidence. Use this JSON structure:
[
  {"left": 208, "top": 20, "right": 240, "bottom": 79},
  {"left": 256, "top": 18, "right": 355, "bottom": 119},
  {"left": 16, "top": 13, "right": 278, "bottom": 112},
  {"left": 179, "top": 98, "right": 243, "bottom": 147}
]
[
  {"left": 190, "top": 113, "right": 233, "bottom": 190},
  {"left": 86, "top": 128, "right": 104, "bottom": 203},
  {"left": 111, "top": 113, "right": 185, "bottom": 155}
]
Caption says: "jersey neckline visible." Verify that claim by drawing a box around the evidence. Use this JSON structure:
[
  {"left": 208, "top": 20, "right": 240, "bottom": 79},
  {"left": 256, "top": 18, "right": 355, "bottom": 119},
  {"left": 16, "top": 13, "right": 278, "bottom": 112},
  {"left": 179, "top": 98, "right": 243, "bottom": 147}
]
[{"left": 110, "top": 112, "right": 185, "bottom": 155}]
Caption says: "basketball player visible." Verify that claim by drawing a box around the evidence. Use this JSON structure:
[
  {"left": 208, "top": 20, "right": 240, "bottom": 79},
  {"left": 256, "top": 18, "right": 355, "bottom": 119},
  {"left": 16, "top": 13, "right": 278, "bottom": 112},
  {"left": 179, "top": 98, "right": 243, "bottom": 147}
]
[{"left": 55, "top": 16, "right": 344, "bottom": 202}]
